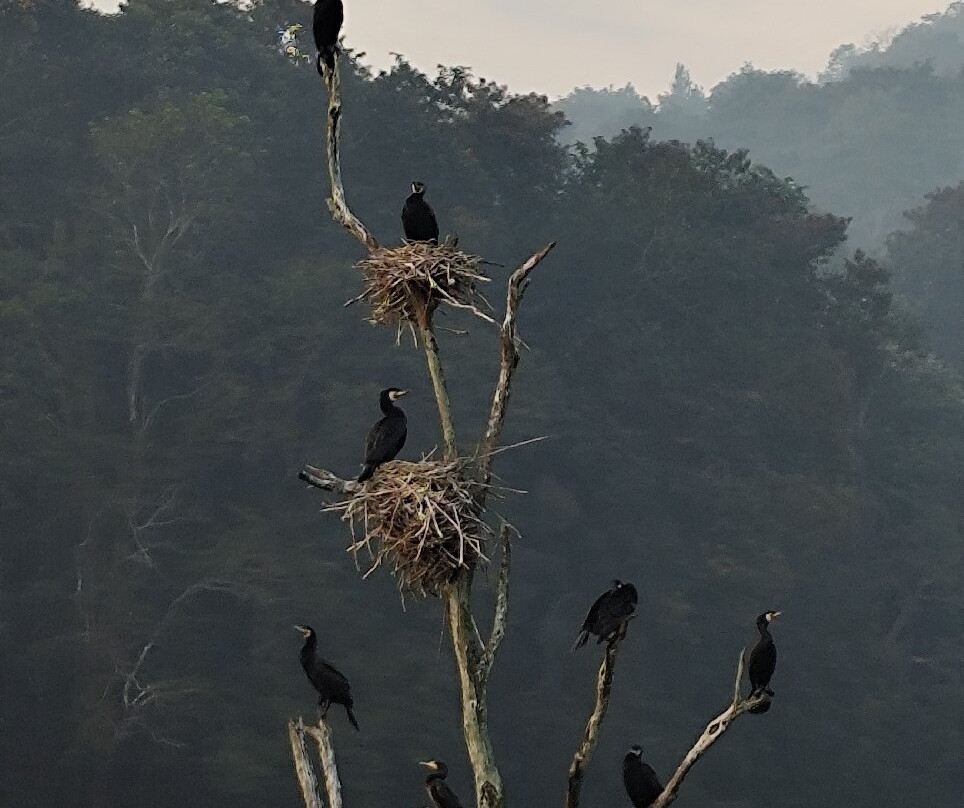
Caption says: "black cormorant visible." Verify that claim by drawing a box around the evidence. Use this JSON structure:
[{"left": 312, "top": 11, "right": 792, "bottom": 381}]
[
  {"left": 402, "top": 181, "right": 439, "bottom": 244},
  {"left": 358, "top": 387, "right": 408, "bottom": 482},
  {"left": 573, "top": 579, "right": 638, "bottom": 649},
  {"left": 294, "top": 625, "right": 360, "bottom": 730},
  {"left": 623, "top": 745, "right": 662, "bottom": 808},
  {"left": 312, "top": 0, "right": 344, "bottom": 76},
  {"left": 746, "top": 610, "right": 781, "bottom": 698},
  {"left": 419, "top": 760, "right": 463, "bottom": 808}
]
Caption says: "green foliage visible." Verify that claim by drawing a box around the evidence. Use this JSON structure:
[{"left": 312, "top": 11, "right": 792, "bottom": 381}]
[
  {"left": 0, "top": 3, "right": 961, "bottom": 808},
  {"left": 886, "top": 183, "right": 964, "bottom": 367}
]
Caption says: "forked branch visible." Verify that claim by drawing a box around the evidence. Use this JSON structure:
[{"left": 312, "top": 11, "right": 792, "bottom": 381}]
[
  {"left": 288, "top": 718, "right": 324, "bottom": 808},
  {"left": 445, "top": 572, "right": 504, "bottom": 808},
  {"left": 477, "top": 243, "right": 555, "bottom": 488},
  {"left": 565, "top": 622, "right": 630, "bottom": 808},
  {"left": 323, "top": 59, "right": 378, "bottom": 250},
  {"left": 304, "top": 718, "right": 344, "bottom": 808},
  {"left": 650, "top": 650, "right": 772, "bottom": 808},
  {"left": 290, "top": 716, "right": 345, "bottom": 808}
]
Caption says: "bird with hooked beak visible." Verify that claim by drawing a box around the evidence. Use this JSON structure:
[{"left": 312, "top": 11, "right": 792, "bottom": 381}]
[
  {"left": 294, "top": 624, "right": 359, "bottom": 730},
  {"left": 402, "top": 181, "right": 440, "bottom": 244},
  {"left": 419, "top": 759, "right": 463, "bottom": 808},
  {"left": 358, "top": 387, "right": 408, "bottom": 483},
  {"left": 623, "top": 744, "right": 663, "bottom": 808},
  {"left": 747, "top": 610, "right": 781, "bottom": 700}
]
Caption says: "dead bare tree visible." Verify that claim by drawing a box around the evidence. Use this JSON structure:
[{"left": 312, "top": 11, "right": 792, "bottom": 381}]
[
  {"left": 292, "top": 51, "right": 551, "bottom": 808},
  {"left": 293, "top": 47, "right": 777, "bottom": 808}
]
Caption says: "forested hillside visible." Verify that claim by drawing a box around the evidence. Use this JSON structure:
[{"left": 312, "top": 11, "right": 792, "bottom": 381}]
[
  {"left": 1, "top": 2, "right": 961, "bottom": 808},
  {"left": 557, "top": 4, "right": 964, "bottom": 250}
]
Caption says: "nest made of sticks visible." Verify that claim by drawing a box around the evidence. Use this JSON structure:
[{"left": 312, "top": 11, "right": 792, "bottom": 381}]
[
  {"left": 325, "top": 458, "right": 495, "bottom": 597},
  {"left": 351, "top": 241, "right": 492, "bottom": 328}
]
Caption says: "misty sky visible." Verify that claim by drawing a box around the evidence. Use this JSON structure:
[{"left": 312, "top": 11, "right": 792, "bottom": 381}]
[{"left": 92, "top": 0, "right": 949, "bottom": 98}]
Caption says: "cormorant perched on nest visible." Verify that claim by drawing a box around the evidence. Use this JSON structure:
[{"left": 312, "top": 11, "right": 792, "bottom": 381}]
[
  {"left": 358, "top": 387, "right": 408, "bottom": 483},
  {"left": 312, "top": 0, "right": 344, "bottom": 76},
  {"left": 402, "top": 181, "right": 439, "bottom": 244},
  {"left": 747, "top": 610, "right": 781, "bottom": 698},
  {"left": 572, "top": 579, "right": 638, "bottom": 649},
  {"left": 623, "top": 745, "right": 662, "bottom": 808},
  {"left": 419, "top": 760, "right": 464, "bottom": 808},
  {"left": 294, "top": 625, "right": 359, "bottom": 730}
]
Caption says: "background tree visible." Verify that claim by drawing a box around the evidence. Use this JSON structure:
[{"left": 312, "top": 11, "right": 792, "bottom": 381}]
[{"left": 1, "top": 2, "right": 962, "bottom": 808}]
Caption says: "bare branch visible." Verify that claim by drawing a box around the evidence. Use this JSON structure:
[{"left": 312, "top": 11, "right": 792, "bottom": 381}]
[
  {"left": 299, "top": 465, "right": 361, "bottom": 495},
  {"left": 304, "top": 718, "right": 344, "bottom": 808},
  {"left": 479, "top": 523, "right": 513, "bottom": 682},
  {"left": 322, "top": 59, "right": 378, "bottom": 250},
  {"left": 477, "top": 243, "right": 555, "bottom": 489},
  {"left": 650, "top": 650, "right": 772, "bottom": 808},
  {"left": 416, "top": 307, "right": 458, "bottom": 461},
  {"left": 445, "top": 573, "right": 505, "bottom": 808},
  {"left": 289, "top": 718, "right": 325, "bottom": 808},
  {"left": 565, "top": 623, "right": 629, "bottom": 808}
]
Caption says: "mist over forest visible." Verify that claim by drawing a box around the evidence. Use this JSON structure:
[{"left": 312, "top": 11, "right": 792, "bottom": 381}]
[
  {"left": 557, "top": 2, "right": 964, "bottom": 251},
  {"left": 1, "top": 2, "right": 961, "bottom": 808}
]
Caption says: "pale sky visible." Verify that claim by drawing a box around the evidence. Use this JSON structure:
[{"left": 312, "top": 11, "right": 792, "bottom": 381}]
[{"left": 92, "top": 0, "right": 950, "bottom": 98}]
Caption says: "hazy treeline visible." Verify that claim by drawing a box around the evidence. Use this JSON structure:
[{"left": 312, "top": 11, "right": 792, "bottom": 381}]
[
  {"left": 557, "top": 3, "right": 964, "bottom": 249},
  {"left": 1, "top": 2, "right": 962, "bottom": 808}
]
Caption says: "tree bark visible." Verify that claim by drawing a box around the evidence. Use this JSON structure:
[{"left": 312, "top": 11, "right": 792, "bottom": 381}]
[{"left": 445, "top": 572, "right": 505, "bottom": 808}]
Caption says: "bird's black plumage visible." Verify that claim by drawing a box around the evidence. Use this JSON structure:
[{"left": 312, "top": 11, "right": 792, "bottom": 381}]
[
  {"left": 746, "top": 610, "right": 780, "bottom": 698},
  {"left": 573, "top": 579, "right": 638, "bottom": 649},
  {"left": 402, "top": 181, "right": 439, "bottom": 244},
  {"left": 358, "top": 387, "right": 408, "bottom": 482},
  {"left": 623, "top": 745, "right": 662, "bottom": 808},
  {"left": 312, "top": 0, "right": 344, "bottom": 76},
  {"left": 295, "top": 625, "right": 359, "bottom": 730},
  {"left": 420, "top": 760, "right": 463, "bottom": 808}
]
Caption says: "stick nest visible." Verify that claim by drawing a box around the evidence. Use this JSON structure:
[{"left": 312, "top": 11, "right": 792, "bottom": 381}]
[
  {"left": 325, "top": 458, "right": 494, "bottom": 596},
  {"left": 351, "top": 242, "right": 491, "bottom": 327}
]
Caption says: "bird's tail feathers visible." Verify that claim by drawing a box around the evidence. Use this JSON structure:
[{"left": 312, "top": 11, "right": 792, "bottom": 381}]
[
  {"left": 346, "top": 704, "right": 360, "bottom": 731},
  {"left": 357, "top": 464, "right": 376, "bottom": 483},
  {"left": 571, "top": 630, "right": 590, "bottom": 652},
  {"left": 317, "top": 46, "right": 337, "bottom": 76}
]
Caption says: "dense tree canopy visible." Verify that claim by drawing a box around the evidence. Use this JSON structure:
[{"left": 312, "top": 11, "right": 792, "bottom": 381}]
[
  {"left": 557, "top": 4, "right": 964, "bottom": 249},
  {"left": 1, "top": 2, "right": 961, "bottom": 808},
  {"left": 886, "top": 183, "right": 964, "bottom": 368}
]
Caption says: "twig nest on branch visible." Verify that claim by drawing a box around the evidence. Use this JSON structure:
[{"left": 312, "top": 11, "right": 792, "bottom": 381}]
[
  {"left": 351, "top": 241, "right": 492, "bottom": 327},
  {"left": 325, "top": 459, "right": 495, "bottom": 596}
]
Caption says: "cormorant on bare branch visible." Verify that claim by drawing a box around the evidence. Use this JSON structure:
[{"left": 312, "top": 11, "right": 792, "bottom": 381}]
[
  {"left": 358, "top": 387, "right": 408, "bottom": 482},
  {"left": 572, "top": 579, "right": 638, "bottom": 649},
  {"left": 623, "top": 745, "right": 662, "bottom": 808},
  {"left": 402, "top": 181, "right": 440, "bottom": 244},
  {"left": 294, "top": 625, "right": 359, "bottom": 730},
  {"left": 312, "top": 0, "right": 344, "bottom": 76},
  {"left": 747, "top": 610, "right": 781, "bottom": 697},
  {"left": 420, "top": 760, "right": 464, "bottom": 808}
]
